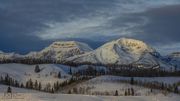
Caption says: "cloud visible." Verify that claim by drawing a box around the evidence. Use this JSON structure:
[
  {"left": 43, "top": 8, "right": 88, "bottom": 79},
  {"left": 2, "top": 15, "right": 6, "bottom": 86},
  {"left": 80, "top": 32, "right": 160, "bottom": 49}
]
[
  {"left": 36, "top": 0, "right": 180, "bottom": 41},
  {"left": 37, "top": 16, "right": 108, "bottom": 39},
  {"left": 134, "top": 5, "right": 180, "bottom": 45},
  {"left": 1, "top": 0, "right": 180, "bottom": 54}
]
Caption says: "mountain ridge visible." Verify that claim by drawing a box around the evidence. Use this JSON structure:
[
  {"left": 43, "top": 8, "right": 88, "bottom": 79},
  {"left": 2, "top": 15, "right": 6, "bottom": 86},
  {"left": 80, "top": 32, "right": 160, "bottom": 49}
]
[
  {"left": 67, "top": 38, "right": 158, "bottom": 64},
  {"left": 0, "top": 38, "right": 179, "bottom": 69}
]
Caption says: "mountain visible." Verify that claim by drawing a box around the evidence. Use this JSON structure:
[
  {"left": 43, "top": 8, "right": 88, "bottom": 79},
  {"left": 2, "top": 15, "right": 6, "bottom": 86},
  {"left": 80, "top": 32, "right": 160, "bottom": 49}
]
[
  {"left": 0, "top": 38, "right": 176, "bottom": 69},
  {"left": 67, "top": 38, "right": 171, "bottom": 68},
  {"left": 167, "top": 52, "right": 180, "bottom": 68},
  {"left": 24, "top": 41, "right": 92, "bottom": 61},
  {"left": 0, "top": 51, "right": 22, "bottom": 60}
]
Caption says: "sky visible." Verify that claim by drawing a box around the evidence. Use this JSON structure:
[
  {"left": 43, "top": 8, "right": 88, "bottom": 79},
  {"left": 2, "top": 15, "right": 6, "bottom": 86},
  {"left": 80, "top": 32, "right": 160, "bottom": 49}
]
[{"left": 0, "top": 0, "right": 180, "bottom": 55}]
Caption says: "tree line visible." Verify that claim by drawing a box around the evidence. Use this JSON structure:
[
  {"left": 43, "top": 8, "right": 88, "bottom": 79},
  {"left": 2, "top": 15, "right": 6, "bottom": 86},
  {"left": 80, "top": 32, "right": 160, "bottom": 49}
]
[
  {"left": 121, "top": 77, "right": 179, "bottom": 94},
  {"left": 0, "top": 73, "right": 93, "bottom": 93}
]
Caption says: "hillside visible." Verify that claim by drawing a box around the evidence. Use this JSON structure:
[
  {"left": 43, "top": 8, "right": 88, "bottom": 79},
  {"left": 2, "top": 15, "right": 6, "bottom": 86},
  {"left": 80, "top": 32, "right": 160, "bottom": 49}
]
[{"left": 0, "top": 64, "right": 71, "bottom": 87}]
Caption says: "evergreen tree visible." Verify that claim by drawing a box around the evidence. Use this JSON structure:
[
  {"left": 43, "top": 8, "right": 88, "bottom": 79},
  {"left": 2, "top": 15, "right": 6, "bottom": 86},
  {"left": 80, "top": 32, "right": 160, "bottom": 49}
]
[
  {"left": 174, "top": 86, "right": 179, "bottom": 93},
  {"left": 20, "top": 83, "right": 24, "bottom": 88},
  {"left": 150, "top": 88, "right": 153, "bottom": 93},
  {"left": 34, "top": 80, "right": 38, "bottom": 90},
  {"left": 125, "top": 90, "right": 128, "bottom": 96},
  {"left": 73, "top": 87, "right": 78, "bottom": 94},
  {"left": 68, "top": 90, "right": 72, "bottom": 94},
  {"left": 26, "top": 81, "right": 29, "bottom": 88},
  {"left": 51, "top": 88, "right": 54, "bottom": 93},
  {"left": 130, "top": 77, "right": 134, "bottom": 85},
  {"left": 45, "top": 83, "right": 51, "bottom": 92},
  {"left": 131, "top": 88, "right": 134, "bottom": 96},
  {"left": 15, "top": 80, "right": 19, "bottom": 87},
  {"left": 5, "top": 74, "right": 10, "bottom": 85},
  {"left": 128, "top": 88, "right": 131, "bottom": 95},
  {"left": 115, "top": 90, "right": 118, "bottom": 96},
  {"left": 58, "top": 72, "right": 61, "bottom": 78},
  {"left": 29, "top": 79, "right": 33, "bottom": 89},
  {"left": 7, "top": 86, "right": 12, "bottom": 93},
  {"left": 0, "top": 76, "right": 3, "bottom": 83},
  {"left": 38, "top": 82, "right": 42, "bottom": 91},
  {"left": 35, "top": 65, "right": 40, "bottom": 73},
  {"left": 161, "top": 83, "right": 164, "bottom": 90},
  {"left": 69, "top": 67, "right": 72, "bottom": 75},
  {"left": 53, "top": 81, "right": 59, "bottom": 91}
]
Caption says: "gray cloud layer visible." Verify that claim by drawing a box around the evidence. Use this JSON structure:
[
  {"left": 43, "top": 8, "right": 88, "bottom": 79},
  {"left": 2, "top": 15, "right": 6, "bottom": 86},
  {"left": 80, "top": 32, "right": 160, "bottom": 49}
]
[{"left": 0, "top": 0, "right": 180, "bottom": 54}]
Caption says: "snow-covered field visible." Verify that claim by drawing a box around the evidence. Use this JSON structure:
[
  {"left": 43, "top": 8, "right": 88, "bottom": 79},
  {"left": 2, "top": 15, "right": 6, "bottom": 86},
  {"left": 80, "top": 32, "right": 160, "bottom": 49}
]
[
  {"left": 0, "top": 84, "right": 179, "bottom": 101},
  {"left": 71, "top": 75, "right": 180, "bottom": 96},
  {"left": 0, "top": 64, "right": 180, "bottom": 101},
  {"left": 1, "top": 93, "right": 179, "bottom": 101}
]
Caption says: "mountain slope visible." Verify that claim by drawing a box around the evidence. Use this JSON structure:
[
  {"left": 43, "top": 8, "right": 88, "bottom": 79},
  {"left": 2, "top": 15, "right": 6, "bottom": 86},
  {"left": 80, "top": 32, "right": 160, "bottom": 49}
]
[
  {"left": 67, "top": 38, "right": 170, "bottom": 68},
  {"left": 0, "top": 51, "right": 22, "bottom": 60},
  {"left": 24, "top": 41, "right": 92, "bottom": 61},
  {"left": 167, "top": 52, "right": 180, "bottom": 69}
]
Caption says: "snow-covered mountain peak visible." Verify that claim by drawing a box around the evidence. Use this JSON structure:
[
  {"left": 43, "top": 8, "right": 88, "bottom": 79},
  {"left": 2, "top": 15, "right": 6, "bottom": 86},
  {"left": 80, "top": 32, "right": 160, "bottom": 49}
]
[
  {"left": 49, "top": 41, "right": 92, "bottom": 52},
  {"left": 117, "top": 38, "right": 150, "bottom": 50},
  {"left": 25, "top": 41, "right": 92, "bottom": 61},
  {"left": 67, "top": 38, "right": 164, "bottom": 66},
  {"left": 100, "top": 38, "right": 155, "bottom": 55}
]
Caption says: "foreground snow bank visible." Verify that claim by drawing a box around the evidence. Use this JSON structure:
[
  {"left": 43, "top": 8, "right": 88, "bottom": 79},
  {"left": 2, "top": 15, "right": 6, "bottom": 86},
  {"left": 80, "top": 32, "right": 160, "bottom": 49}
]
[
  {"left": 0, "top": 81, "right": 180, "bottom": 101},
  {"left": 0, "top": 93, "right": 180, "bottom": 101}
]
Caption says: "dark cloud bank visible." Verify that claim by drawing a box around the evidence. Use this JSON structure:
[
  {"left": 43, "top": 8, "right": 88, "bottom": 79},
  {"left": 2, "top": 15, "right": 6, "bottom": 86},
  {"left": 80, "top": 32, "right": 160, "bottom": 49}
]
[{"left": 0, "top": 0, "right": 180, "bottom": 54}]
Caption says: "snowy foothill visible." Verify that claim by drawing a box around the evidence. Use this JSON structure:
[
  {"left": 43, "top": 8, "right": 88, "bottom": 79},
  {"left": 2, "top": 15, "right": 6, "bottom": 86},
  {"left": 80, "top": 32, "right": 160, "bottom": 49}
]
[
  {"left": 0, "top": 64, "right": 71, "bottom": 87},
  {"left": 0, "top": 63, "right": 179, "bottom": 89},
  {"left": 0, "top": 64, "right": 179, "bottom": 101}
]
